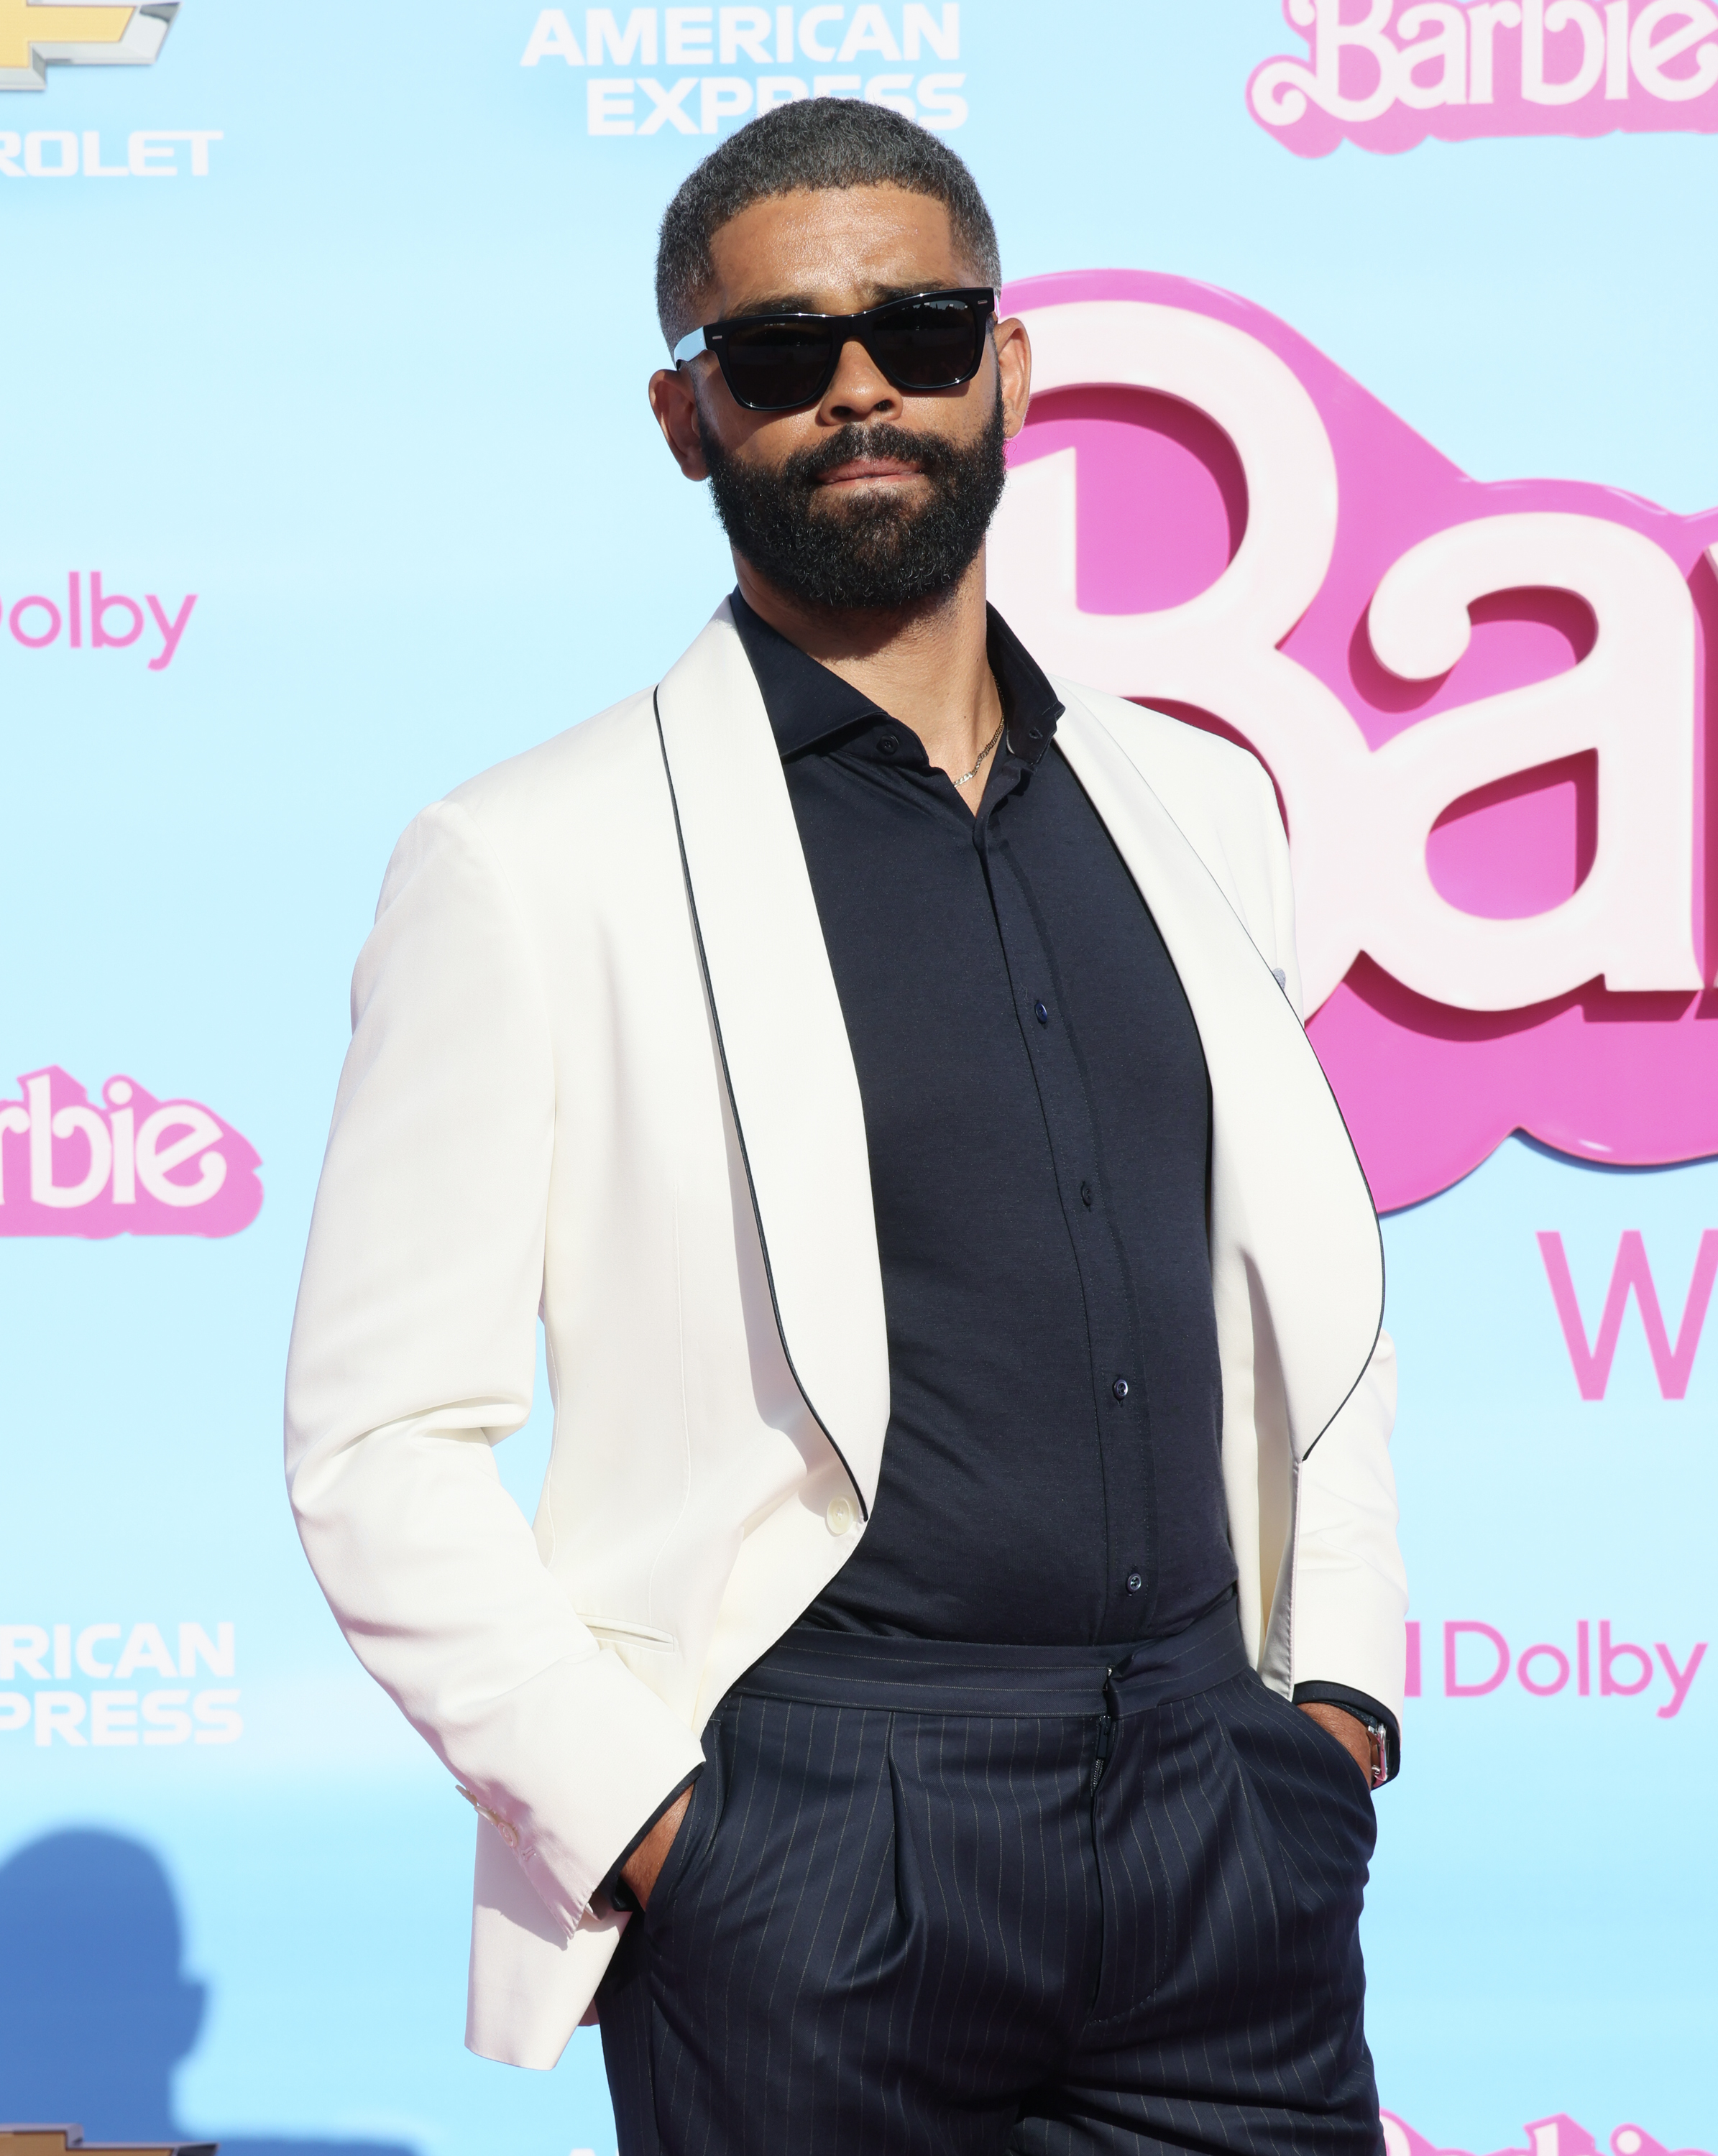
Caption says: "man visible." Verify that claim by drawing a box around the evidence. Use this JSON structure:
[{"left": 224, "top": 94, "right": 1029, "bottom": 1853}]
[{"left": 287, "top": 100, "right": 1406, "bottom": 2154}]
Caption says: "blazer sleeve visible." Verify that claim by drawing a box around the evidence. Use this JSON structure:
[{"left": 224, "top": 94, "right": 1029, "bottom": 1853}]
[
  {"left": 284, "top": 799, "right": 704, "bottom": 1938},
  {"left": 1242, "top": 750, "right": 1409, "bottom": 1734},
  {"left": 1290, "top": 1331, "right": 1407, "bottom": 1735}
]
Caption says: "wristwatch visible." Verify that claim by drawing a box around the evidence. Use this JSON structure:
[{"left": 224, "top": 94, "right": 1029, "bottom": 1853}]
[{"left": 1323, "top": 1703, "right": 1389, "bottom": 1789}]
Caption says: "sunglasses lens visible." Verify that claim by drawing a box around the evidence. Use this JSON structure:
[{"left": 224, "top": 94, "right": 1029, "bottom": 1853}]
[
  {"left": 710, "top": 295, "right": 991, "bottom": 409},
  {"left": 719, "top": 319, "right": 835, "bottom": 410},
  {"left": 869, "top": 296, "right": 986, "bottom": 388}
]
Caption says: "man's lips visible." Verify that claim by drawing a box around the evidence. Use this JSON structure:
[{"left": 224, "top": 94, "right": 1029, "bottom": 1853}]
[{"left": 815, "top": 457, "right": 924, "bottom": 486}]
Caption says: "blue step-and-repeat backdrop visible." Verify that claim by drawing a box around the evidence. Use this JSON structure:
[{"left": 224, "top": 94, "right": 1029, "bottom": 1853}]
[{"left": 4, "top": 5, "right": 1717, "bottom": 2152}]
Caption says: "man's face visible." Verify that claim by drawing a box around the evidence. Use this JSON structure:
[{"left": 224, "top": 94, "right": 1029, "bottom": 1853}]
[{"left": 650, "top": 184, "right": 1032, "bottom": 613}]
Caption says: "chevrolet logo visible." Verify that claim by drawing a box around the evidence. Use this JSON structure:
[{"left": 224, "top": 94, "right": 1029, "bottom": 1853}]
[{"left": 0, "top": 0, "right": 177, "bottom": 90}]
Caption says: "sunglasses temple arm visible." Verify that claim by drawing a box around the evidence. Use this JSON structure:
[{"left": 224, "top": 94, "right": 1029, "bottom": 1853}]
[{"left": 671, "top": 326, "right": 709, "bottom": 365}]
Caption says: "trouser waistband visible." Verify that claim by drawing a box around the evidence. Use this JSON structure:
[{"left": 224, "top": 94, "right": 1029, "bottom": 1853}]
[{"left": 732, "top": 1593, "right": 1251, "bottom": 1718}]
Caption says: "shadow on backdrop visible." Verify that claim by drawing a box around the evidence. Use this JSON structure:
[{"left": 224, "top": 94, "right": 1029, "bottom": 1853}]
[{"left": 0, "top": 1832, "right": 418, "bottom": 2156}]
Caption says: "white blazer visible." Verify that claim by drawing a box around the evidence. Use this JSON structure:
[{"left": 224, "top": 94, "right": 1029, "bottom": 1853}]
[{"left": 285, "top": 604, "right": 1405, "bottom": 2070}]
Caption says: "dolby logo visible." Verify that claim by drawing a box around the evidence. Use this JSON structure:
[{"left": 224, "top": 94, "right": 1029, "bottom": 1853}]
[{"left": 0, "top": 0, "right": 178, "bottom": 92}]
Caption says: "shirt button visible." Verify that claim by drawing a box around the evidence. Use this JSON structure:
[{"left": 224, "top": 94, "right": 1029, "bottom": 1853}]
[
  {"left": 877, "top": 733, "right": 899, "bottom": 757},
  {"left": 826, "top": 1494, "right": 856, "bottom": 1537},
  {"left": 1034, "top": 1000, "right": 1049, "bottom": 1026},
  {"left": 1112, "top": 1377, "right": 1130, "bottom": 1401},
  {"left": 1126, "top": 1572, "right": 1144, "bottom": 1593},
  {"left": 1080, "top": 1181, "right": 1093, "bottom": 1208}
]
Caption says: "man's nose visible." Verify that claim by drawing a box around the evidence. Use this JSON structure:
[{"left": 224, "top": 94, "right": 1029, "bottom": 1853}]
[{"left": 819, "top": 336, "right": 901, "bottom": 423}]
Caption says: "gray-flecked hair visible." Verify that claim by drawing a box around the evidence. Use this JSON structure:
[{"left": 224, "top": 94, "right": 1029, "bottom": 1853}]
[{"left": 655, "top": 100, "right": 1001, "bottom": 347}]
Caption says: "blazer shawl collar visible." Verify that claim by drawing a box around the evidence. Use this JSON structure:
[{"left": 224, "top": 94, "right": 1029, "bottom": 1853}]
[
  {"left": 653, "top": 604, "right": 891, "bottom": 1514},
  {"left": 1055, "top": 691, "right": 1384, "bottom": 1459},
  {"left": 653, "top": 603, "right": 1381, "bottom": 1507}
]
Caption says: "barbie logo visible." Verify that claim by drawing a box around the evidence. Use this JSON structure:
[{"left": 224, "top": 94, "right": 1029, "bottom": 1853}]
[
  {"left": 1384, "top": 2111, "right": 1713, "bottom": 2156},
  {"left": 991, "top": 270, "right": 1718, "bottom": 1210},
  {"left": 0, "top": 1067, "right": 262, "bottom": 1238},
  {"left": 1251, "top": 0, "right": 1718, "bottom": 158}
]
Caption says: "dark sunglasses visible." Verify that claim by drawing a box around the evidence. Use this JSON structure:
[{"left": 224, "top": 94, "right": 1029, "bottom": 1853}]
[{"left": 673, "top": 287, "right": 997, "bottom": 413}]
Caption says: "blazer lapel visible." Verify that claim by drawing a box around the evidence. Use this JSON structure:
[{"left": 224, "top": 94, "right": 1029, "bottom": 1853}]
[
  {"left": 654, "top": 604, "right": 891, "bottom": 1513},
  {"left": 1055, "top": 693, "right": 1384, "bottom": 1457}
]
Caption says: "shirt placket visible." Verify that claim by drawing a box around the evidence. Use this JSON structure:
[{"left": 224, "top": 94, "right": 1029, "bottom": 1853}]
[{"left": 977, "top": 807, "right": 1157, "bottom": 1635}]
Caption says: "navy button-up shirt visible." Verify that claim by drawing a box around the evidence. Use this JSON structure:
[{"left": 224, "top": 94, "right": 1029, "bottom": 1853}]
[{"left": 732, "top": 593, "right": 1236, "bottom": 1647}]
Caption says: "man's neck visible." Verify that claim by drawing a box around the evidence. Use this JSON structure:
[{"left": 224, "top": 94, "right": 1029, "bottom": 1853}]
[{"left": 733, "top": 551, "right": 1003, "bottom": 794}]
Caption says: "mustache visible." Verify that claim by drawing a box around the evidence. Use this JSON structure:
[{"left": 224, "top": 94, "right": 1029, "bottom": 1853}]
[
  {"left": 784, "top": 423, "right": 968, "bottom": 488},
  {"left": 699, "top": 394, "right": 1007, "bottom": 614}
]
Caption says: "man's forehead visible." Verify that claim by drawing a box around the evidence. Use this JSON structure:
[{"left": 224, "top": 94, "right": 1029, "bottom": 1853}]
[{"left": 704, "top": 185, "right": 967, "bottom": 315}]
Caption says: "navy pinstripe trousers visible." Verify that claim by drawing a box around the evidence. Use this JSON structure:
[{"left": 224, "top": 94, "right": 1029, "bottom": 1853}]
[{"left": 599, "top": 1599, "right": 1382, "bottom": 2154}]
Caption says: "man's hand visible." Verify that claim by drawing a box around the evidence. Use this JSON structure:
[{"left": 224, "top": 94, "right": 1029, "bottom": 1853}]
[
  {"left": 1297, "top": 1701, "right": 1374, "bottom": 1787},
  {"left": 620, "top": 1787, "right": 694, "bottom": 1910}
]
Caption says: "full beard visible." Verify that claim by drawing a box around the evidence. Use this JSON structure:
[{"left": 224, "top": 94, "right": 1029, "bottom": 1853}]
[{"left": 702, "top": 399, "right": 1008, "bottom": 614}]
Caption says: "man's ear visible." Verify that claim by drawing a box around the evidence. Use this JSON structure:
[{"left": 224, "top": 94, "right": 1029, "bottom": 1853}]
[
  {"left": 993, "top": 316, "right": 1032, "bottom": 442},
  {"left": 649, "top": 365, "right": 710, "bottom": 481}
]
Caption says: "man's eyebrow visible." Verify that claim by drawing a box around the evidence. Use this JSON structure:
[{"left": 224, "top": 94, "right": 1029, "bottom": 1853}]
[
  {"left": 726, "top": 292, "right": 824, "bottom": 318},
  {"left": 722, "top": 280, "right": 961, "bottom": 320}
]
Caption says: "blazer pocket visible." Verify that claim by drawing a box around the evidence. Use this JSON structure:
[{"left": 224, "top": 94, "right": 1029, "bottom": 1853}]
[{"left": 578, "top": 1613, "right": 679, "bottom": 1654}]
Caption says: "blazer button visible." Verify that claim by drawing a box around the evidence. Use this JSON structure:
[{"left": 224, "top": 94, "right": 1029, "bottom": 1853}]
[
  {"left": 460, "top": 1789, "right": 521, "bottom": 1851},
  {"left": 826, "top": 1494, "right": 856, "bottom": 1537}
]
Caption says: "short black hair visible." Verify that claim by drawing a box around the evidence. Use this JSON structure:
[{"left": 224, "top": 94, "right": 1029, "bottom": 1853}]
[{"left": 655, "top": 100, "right": 1001, "bottom": 347}]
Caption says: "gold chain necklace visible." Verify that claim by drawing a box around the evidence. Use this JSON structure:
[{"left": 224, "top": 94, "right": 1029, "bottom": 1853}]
[{"left": 952, "top": 719, "right": 1005, "bottom": 790}]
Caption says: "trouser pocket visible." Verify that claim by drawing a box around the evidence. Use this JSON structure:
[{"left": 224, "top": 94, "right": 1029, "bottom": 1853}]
[{"left": 638, "top": 1703, "right": 733, "bottom": 1932}]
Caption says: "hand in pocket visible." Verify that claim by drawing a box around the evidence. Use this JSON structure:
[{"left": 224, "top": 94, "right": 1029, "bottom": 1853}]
[{"left": 622, "top": 1784, "right": 695, "bottom": 1910}]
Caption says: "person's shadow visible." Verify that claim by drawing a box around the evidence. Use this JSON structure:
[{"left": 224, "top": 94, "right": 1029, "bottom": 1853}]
[{"left": 0, "top": 1830, "right": 417, "bottom": 2156}]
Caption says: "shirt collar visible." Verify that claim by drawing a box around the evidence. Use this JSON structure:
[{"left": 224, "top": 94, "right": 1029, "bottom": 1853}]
[{"left": 729, "top": 588, "right": 1065, "bottom": 766}]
